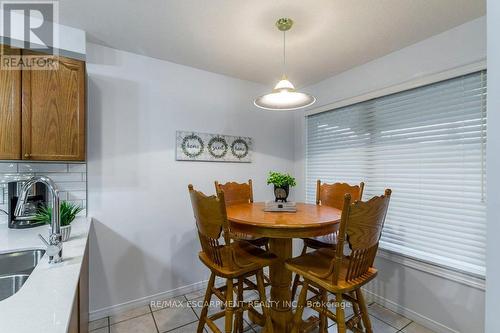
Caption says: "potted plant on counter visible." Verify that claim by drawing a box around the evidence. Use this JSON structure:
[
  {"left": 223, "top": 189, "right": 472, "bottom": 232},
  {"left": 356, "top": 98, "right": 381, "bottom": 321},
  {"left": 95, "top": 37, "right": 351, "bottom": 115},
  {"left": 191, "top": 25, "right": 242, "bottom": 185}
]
[
  {"left": 34, "top": 201, "right": 83, "bottom": 242},
  {"left": 267, "top": 171, "right": 296, "bottom": 202}
]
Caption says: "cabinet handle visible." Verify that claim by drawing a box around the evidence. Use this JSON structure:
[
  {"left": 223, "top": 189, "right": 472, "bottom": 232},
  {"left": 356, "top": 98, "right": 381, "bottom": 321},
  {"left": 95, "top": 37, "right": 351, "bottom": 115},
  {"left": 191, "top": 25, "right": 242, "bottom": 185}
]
[{"left": 24, "top": 153, "right": 30, "bottom": 158}]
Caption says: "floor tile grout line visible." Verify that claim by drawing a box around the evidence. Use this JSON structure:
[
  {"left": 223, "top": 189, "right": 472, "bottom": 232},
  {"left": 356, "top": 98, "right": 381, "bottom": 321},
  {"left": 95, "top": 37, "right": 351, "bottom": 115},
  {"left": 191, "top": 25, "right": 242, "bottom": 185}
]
[
  {"left": 88, "top": 316, "right": 110, "bottom": 332},
  {"left": 370, "top": 314, "right": 407, "bottom": 331},
  {"left": 164, "top": 319, "right": 200, "bottom": 333},
  {"left": 149, "top": 304, "right": 161, "bottom": 333},
  {"left": 185, "top": 293, "right": 213, "bottom": 333},
  {"left": 185, "top": 294, "right": 203, "bottom": 320},
  {"left": 397, "top": 320, "right": 414, "bottom": 332},
  {"left": 188, "top": 290, "right": 257, "bottom": 332},
  {"left": 322, "top": 296, "right": 408, "bottom": 331},
  {"left": 152, "top": 294, "right": 201, "bottom": 333},
  {"left": 368, "top": 302, "right": 412, "bottom": 331},
  {"left": 108, "top": 308, "right": 153, "bottom": 326}
]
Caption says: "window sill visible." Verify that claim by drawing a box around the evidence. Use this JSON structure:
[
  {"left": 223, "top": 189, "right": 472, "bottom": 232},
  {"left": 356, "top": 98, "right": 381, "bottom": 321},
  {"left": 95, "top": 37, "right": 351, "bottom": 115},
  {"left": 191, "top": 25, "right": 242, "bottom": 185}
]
[{"left": 376, "top": 248, "right": 486, "bottom": 291}]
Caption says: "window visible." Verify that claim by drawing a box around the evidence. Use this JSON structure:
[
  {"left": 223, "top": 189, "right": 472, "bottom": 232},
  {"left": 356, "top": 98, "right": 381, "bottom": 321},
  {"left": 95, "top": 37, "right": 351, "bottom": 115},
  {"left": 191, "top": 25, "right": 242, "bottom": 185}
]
[{"left": 306, "top": 71, "right": 487, "bottom": 276}]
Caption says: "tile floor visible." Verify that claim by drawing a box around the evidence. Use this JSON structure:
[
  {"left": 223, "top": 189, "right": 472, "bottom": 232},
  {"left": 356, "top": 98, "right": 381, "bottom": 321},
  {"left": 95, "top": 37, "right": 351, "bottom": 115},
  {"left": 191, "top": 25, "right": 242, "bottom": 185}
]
[{"left": 89, "top": 287, "right": 437, "bottom": 333}]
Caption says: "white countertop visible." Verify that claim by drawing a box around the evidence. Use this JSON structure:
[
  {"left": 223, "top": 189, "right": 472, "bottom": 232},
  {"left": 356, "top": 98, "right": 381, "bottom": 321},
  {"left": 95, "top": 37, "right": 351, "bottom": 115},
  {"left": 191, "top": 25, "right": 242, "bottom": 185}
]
[{"left": 0, "top": 217, "right": 91, "bottom": 333}]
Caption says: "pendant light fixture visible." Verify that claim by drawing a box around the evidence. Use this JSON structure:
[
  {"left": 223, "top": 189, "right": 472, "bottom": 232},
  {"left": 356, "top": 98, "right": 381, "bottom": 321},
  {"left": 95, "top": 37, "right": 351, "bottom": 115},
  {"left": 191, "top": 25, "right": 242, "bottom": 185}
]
[{"left": 254, "top": 18, "right": 316, "bottom": 111}]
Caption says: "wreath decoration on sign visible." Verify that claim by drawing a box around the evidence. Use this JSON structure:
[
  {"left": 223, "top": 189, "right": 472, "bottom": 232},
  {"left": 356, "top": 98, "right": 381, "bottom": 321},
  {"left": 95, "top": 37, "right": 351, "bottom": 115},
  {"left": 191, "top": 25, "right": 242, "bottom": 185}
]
[
  {"left": 181, "top": 133, "right": 204, "bottom": 158},
  {"left": 208, "top": 136, "right": 228, "bottom": 158},
  {"left": 231, "top": 138, "right": 249, "bottom": 159}
]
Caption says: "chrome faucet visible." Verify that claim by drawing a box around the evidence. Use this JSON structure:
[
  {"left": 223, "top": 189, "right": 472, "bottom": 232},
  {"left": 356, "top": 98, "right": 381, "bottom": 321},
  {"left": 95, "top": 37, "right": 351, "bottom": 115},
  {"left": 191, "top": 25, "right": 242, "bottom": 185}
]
[{"left": 14, "top": 176, "right": 62, "bottom": 264}]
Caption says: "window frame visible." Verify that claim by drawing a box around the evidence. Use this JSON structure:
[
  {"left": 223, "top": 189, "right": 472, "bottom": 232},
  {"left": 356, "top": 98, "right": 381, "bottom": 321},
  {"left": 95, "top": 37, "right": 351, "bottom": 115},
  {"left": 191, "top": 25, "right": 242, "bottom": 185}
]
[{"left": 303, "top": 61, "right": 487, "bottom": 285}]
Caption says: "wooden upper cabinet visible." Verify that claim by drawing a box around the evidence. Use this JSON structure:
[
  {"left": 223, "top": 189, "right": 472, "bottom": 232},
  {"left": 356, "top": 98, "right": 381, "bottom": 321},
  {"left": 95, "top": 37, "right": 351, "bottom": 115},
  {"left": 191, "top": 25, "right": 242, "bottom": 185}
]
[
  {"left": 0, "top": 46, "right": 22, "bottom": 160},
  {"left": 22, "top": 51, "right": 85, "bottom": 161}
]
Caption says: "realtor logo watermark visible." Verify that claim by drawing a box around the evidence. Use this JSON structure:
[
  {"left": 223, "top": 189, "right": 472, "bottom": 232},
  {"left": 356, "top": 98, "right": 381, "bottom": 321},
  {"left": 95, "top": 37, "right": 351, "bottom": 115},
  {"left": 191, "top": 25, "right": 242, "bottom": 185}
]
[{"left": 1, "top": 1, "right": 59, "bottom": 70}]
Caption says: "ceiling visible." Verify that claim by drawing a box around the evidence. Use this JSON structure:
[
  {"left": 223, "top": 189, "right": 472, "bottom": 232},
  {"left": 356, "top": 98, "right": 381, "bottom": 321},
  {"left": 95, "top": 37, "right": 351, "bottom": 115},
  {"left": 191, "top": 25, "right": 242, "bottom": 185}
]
[{"left": 58, "top": 0, "right": 485, "bottom": 87}]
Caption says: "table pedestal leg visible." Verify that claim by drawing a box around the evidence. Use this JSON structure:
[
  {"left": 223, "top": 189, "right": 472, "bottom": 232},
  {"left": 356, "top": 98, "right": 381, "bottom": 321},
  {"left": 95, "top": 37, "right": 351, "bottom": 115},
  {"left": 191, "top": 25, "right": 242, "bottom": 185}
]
[{"left": 268, "top": 238, "right": 293, "bottom": 332}]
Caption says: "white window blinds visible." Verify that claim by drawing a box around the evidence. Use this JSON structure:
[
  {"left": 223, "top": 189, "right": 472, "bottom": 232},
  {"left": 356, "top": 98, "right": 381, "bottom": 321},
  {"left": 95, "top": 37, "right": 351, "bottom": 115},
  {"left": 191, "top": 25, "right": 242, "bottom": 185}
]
[{"left": 306, "top": 71, "right": 487, "bottom": 276}]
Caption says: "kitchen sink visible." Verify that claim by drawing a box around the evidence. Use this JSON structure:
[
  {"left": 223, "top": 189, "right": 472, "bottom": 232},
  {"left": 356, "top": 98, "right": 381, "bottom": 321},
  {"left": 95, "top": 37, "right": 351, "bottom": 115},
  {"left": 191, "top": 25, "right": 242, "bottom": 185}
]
[
  {"left": 0, "top": 249, "right": 45, "bottom": 301},
  {"left": 0, "top": 274, "right": 29, "bottom": 301}
]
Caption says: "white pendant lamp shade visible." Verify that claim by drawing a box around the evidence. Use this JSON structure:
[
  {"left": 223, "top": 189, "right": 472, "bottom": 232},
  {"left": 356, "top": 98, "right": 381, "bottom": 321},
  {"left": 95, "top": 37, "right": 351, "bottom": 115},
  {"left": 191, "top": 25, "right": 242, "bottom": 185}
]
[
  {"left": 254, "top": 18, "right": 316, "bottom": 111},
  {"left": 254, "top": 77, "right": 316, "bottom": 111}
]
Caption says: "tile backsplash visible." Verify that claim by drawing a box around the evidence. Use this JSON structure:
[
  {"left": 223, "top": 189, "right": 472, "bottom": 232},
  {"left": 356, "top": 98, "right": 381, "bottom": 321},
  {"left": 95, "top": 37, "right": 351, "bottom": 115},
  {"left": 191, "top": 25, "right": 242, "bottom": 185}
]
[{"left": 0, "top": 162, "right": 87, "bottom": 223}]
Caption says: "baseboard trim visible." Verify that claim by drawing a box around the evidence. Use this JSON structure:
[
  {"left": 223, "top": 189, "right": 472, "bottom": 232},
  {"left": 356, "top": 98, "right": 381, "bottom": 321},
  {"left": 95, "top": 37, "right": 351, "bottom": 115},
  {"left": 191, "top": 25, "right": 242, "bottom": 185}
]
[
  {"left": 363, "top": 288, "right": 459, "bottom": 333},
  {"left": 89, "top": 280, "right": 208, "bottom": 321}
]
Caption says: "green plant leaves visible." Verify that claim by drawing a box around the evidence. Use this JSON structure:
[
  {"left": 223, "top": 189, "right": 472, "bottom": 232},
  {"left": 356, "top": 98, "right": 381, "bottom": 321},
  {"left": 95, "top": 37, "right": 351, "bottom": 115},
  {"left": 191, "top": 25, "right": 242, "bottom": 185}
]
[
  {"left": 33, "top": 201, "right": 83, "bottom": 227},
  {"left": 266, "top": 171, "right": 296, "bottom": 187}
]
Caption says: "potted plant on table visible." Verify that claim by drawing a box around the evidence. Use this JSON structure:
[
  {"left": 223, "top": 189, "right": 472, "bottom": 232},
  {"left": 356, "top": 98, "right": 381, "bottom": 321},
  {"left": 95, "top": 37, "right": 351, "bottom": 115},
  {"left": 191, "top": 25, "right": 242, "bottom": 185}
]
[
  {"left": 34, "top": 201, "right": 83, "bottom": 242},
  {"left": 267, "top": 171, "right": 297, "bottom": 202}
]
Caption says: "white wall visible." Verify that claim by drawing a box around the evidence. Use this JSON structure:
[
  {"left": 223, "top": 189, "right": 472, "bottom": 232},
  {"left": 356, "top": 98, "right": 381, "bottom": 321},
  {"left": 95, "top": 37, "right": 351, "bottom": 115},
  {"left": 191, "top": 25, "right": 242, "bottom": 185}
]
[
  {"left": 86, "top": 43, "right": 294, "bottom": 315},
  {"left": 485, "top": 1, "right": 500, "bottom": 332},
  {"left": 293, "top": 17, "right": 486, "bottom": 333}
]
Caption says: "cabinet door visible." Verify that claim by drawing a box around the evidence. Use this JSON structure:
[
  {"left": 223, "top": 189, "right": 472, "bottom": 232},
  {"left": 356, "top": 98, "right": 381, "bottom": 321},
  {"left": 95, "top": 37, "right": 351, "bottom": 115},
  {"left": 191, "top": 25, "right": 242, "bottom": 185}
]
[
  {"left": 0, "top": 45, "right": 22, "bottom": 160},
  {"left": 22, "top": 52, "right": 85, "bottom": 161}
]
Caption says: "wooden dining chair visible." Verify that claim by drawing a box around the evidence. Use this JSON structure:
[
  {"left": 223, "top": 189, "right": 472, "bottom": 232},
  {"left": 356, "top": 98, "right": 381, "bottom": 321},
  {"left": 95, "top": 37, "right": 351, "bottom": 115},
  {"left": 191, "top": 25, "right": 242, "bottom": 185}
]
[
  {"left": 286, "top": 189, "right": 392, "bottom": 333},
  {"left": 291, "top": 180, "right": 364, "bottom": 300},
  {"left": 215, "top": 180, "right": 269, "bottom": 250},
  {"left": 188, "top": 184, "right": 276, "bottom": 333}
]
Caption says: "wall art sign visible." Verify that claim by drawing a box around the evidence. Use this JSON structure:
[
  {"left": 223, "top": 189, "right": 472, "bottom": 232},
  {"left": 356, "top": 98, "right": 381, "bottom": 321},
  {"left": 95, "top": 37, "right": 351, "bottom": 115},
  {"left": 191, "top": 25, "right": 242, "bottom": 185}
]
[{"left": 176, "top": 131, "right": 252, "bottom": 162}]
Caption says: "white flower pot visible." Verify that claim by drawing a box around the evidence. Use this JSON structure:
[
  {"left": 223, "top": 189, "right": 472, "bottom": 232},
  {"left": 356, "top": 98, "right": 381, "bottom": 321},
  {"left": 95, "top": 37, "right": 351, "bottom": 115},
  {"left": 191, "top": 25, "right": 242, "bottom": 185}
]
[
  {"left": 48, "top": 225, "right": 72, "bottom": 242},
  {"left": 61, "top": 225, "right": 71, "bottom": 242}
]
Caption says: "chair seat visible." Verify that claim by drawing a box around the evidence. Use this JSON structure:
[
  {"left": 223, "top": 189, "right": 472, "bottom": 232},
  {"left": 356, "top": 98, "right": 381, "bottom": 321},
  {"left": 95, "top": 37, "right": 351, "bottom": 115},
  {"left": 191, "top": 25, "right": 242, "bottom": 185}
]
[
  {"left": 232, "top": 232, "right": 269, "bottom": 248},
  {"left": 199, "top": 240, "right": 277, "bottom": 278},
  {"left": 303, "top": 232, "right": 337, "bottom": 250},
  {"left": 285, "top": 248, "right": 378, "bottom": 293}
]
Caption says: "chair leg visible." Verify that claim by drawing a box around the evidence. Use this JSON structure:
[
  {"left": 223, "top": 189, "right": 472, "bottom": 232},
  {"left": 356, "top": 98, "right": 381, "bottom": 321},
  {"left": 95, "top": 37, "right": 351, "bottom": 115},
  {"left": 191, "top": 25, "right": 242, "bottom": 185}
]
[
  {"left": 291, "top": 280, "right": 309, "bottom": 333},
  {"left": 225, "top": 278, "right": 234, "bottom": 333},
  {"left": 349, "top": 291, "right": 364, "bottom": 331},
  {"left": 290, "top": 274, "right": 301, "bottom": 302},
  {"left": 263, "top": 273, "right": 271, "bottom": 286},
  {"left": 256, "top": 270, "right": 274, "bottom": 333},
  {"left": 290, "top": 244, "right": 308, "bottom": 301},
  {"left": 319, "top": 289, "right": 328, "bottom": 333},
  {"left": 198, "top": 272, "right": 215, "bottom": 333},
  {"left": 335, "top": 293, "right": 346, "bottom": 333},
  {"left": 236, "top": 278, "right": 244, "bottom": 333},
  {"left": 257, "top": 240, "right": 270, "bottom": 286},
  {"left": 355, "top": 289, "right": 373, "bottom": 333}
]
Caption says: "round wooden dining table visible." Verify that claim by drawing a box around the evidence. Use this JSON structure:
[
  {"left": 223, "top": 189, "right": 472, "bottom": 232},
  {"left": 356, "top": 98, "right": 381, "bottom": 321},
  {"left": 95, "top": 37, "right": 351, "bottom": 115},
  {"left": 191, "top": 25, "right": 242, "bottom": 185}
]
[{"left": 226, "top": 202, "right": 342, "bottom": 332}]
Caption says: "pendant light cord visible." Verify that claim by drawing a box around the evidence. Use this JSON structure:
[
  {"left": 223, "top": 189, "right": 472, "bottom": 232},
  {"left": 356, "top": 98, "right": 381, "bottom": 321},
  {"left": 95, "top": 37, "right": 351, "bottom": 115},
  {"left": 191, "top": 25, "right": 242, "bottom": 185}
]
[{"left": 282, "top": 30, "right": 286, "bottom": 75}]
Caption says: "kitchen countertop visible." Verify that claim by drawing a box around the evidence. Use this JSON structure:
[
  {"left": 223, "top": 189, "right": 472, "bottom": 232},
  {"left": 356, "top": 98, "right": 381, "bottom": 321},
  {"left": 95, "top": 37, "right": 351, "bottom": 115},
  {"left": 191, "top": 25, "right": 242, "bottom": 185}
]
[{"left": 0, "top": 217, "right": 91, "bottom": 333}]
